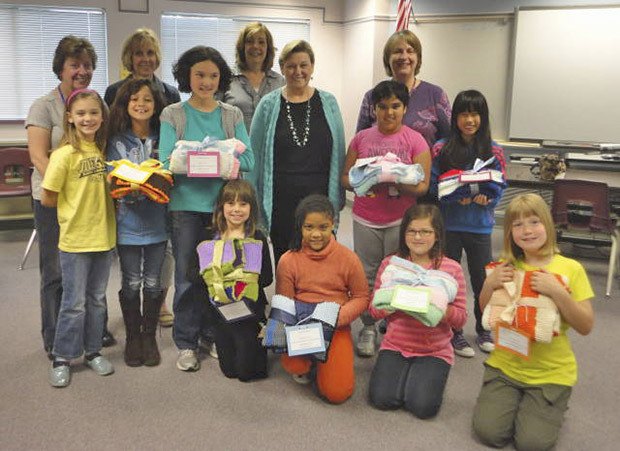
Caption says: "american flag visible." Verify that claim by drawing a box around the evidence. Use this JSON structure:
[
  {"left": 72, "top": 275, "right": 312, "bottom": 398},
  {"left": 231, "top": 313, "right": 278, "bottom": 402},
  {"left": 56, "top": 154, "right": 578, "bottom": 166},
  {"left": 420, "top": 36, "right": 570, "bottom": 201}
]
[{"left": 396, "top": 0, "right": 413, "bottom": 31}]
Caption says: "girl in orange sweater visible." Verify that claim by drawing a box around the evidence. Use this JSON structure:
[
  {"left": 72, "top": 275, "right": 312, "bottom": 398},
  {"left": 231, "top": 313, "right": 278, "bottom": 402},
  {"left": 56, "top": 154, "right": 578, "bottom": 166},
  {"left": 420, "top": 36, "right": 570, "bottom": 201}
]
[{"left": 276, "top": 194, "right": 369, "bottom": 403}]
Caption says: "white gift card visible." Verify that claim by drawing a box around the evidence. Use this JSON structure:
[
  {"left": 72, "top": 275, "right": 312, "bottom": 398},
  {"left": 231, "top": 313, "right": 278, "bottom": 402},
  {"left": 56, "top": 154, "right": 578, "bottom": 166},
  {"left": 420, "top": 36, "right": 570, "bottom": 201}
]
[
  {"left": 187, "top": 151, "right": 220, "bottom": 177},
  {"left": 217, "top": 301, "right": 253, "bottom": 322},
  {"left": 111, "top": 163, "right": 151, "bottom": 184},
  {"left": 496, "top": 323, "right": 531, "bottom": 359},
  {"left": 390, "top": 286, "right": 430, "bottom": 313},
  {"left": 285, "top": 323, "right": 325, "bottom": 356},
  {"left": 459, "top": 170, "right": 492, "bottom": 183}
]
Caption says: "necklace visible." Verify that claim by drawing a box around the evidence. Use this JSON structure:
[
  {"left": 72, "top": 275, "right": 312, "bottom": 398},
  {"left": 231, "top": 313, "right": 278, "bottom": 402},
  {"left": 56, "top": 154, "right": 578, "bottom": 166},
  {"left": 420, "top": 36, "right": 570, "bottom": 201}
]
[{"left": 285, "top": 95, "right": 311, "bottom": 148}]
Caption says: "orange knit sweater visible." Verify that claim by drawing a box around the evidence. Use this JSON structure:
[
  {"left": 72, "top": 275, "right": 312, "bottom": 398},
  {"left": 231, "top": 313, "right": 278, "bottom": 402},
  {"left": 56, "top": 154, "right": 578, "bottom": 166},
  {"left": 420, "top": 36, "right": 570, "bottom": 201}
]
[{"left": 276, "top": 236, "right": 369, "bottom": 328}]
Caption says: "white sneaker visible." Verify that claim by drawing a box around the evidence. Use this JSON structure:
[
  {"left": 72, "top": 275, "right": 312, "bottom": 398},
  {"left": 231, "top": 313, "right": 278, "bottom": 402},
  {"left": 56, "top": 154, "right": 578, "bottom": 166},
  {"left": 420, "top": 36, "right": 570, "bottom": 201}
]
[
  {"left": 452, "top": 331, "right": 475, "bottom": 358},
  {"left": 176, "top": 349, "right": 200, "bottom": 371},
  {"left": 477, "top": 331, "right": 495, "bottom": 353},
  {"left": 292, "top": 373, "right": 312, "bottom": 385},
  {"left": 356, "top": 325, "right": 378, "bottom": 357},
  {"left": 208, "top": 342, "right": 218, "bottom": 360},
  {"left": 198, "top": 338, "right": 219, "bottom": 359}
]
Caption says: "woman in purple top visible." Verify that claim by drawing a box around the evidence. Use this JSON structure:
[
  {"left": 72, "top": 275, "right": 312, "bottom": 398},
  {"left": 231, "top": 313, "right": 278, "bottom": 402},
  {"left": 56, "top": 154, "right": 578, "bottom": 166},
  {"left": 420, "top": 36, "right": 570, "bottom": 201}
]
[
  {"left": 356, "top": 30, "right": 451, "bottom": 147},
  {"left": 355, "top": 30, "right": 451, "bottom": 358}
]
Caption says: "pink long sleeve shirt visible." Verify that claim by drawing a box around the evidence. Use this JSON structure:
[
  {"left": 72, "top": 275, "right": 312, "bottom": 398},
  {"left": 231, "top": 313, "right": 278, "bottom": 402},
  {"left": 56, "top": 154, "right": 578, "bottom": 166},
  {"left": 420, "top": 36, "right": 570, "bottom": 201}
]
[{"left": 369, "top": 255, "right": 468, "bottom": 365}]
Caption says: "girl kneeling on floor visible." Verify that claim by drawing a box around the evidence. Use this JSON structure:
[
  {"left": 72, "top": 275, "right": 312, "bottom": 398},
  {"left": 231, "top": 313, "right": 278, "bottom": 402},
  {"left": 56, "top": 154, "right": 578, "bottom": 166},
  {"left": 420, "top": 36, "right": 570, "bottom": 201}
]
[
  {"left": 41, "top": 89, "right": 116, "bottom": 387},
  {"left": 275, "top": 194, "right": 369, "bottom": 403},
  {"left": 368, "top": 204, "right": 467, "bottom": 418},
  {"left": 196, "top": 179, "right": 272, "bottom": 381},
  {"left": 472, "top": 193, "right": 594, "bottom": 450}
]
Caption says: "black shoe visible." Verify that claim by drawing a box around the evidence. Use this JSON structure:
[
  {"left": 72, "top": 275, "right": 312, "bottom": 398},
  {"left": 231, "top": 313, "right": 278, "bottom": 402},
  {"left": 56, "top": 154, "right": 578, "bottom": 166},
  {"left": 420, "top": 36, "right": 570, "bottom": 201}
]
[{"left": 102, "top": 330, "right": 117, "bottom": 348}]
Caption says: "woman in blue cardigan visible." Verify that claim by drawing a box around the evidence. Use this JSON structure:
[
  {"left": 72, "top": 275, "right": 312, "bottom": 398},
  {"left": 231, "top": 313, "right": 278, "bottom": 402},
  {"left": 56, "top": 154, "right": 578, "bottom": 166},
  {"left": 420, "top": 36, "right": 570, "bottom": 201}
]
[{"left": 248, "top": 40, "right": 346, "bottom": 265}]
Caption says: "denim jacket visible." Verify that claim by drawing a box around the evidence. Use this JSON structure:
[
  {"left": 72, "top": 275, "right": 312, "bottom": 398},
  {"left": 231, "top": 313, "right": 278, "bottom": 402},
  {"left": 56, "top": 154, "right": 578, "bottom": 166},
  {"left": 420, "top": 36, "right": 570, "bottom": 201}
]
[{"left": 107, "top": 130, "right": 168, "bottom": 245}]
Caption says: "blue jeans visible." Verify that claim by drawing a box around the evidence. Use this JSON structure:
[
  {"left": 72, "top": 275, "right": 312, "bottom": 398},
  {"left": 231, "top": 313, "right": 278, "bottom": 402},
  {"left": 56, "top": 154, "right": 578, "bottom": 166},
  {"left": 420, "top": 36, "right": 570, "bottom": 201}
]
[
  {"left": 170, "top": 211, "right": 214, "bottom": 350},
  {"left": 117, "top": 242, "right": 167, "bottom": 297},
  {"left": 33, "top": 200, "right": 62, "bottom": 352},
  {"left": 369, "top": 350, "right": 451, "bottom": 419},
  {"left": 52, "top": 250, "right": 113, "bottom": 360}
]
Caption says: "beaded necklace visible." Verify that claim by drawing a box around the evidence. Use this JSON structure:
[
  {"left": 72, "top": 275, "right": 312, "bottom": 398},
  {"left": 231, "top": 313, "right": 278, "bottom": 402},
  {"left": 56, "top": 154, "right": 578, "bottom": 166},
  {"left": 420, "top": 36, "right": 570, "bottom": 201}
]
[{"left": 285, "top": 95, "right": 311, "bottom": 148}]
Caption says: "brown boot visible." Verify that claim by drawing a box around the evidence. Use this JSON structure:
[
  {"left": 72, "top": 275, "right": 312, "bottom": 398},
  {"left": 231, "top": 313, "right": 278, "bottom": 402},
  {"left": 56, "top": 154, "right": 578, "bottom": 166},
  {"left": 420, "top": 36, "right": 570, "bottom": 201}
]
[
  {"left": 119, "top": 289, "right": 142, "bottom": 367},
  {"left": 142, "top": 289, "right": 164, "bottom": 366}
]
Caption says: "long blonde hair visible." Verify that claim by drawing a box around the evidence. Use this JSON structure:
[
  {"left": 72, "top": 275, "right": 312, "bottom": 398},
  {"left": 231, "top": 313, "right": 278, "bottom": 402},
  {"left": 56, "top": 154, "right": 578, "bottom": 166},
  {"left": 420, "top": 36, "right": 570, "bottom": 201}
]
[
  {"left": 61, "top": 89, "right": 108, "bottom": 153},
  {"left": 502, "top": 193, "right": 559, "bottom": 263}
]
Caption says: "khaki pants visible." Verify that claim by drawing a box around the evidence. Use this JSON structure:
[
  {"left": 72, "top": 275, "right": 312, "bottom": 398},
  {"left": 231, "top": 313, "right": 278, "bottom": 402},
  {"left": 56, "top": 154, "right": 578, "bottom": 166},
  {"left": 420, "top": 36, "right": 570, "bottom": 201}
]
[{"left": 473, "top": 365, "right": 572, "bottom": 451}]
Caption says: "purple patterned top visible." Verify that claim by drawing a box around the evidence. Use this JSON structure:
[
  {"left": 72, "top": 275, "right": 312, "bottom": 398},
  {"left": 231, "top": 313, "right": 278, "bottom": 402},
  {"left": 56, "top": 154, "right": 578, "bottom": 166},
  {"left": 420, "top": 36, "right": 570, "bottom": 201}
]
[{"left": 356, "top": 80, "right": 452, "bottom": 148}]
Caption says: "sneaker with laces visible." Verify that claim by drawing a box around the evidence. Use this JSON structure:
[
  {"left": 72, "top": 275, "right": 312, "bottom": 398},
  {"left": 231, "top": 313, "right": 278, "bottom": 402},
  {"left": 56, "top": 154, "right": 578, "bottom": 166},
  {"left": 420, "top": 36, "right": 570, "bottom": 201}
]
[
  {"left": 176, "top": 349, "right": 200, "bottom": 371},
  {"left": 452, "top": 331, "right": 475, "bottom": 358},
  {"left": 477, "top": 331, "right": 495, "bottom": 353},
  {"left": 356, "top": 325, "right": 378, "bottom": 357}
]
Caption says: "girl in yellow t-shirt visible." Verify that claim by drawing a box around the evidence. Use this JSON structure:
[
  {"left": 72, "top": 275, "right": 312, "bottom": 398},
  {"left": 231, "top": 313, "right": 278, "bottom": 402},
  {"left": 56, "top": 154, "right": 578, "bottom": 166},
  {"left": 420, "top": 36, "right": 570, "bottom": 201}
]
[
  {"left": 473, "top": 193, "right": 594, "bottom": 450},
  {"left": 41, "top": 89, "right": 116, "bottom": 388}
]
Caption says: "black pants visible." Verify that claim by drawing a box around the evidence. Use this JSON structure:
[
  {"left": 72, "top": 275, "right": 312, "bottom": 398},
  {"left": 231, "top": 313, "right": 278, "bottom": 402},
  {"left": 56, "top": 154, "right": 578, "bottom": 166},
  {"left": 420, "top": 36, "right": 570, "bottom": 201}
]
[
  {"left": 214, "top": 314, "right": 267, "bottom": 382},
  {"left": 369, "top": 350, "right": 450, "bottom": 419},
  {"left": 271, "top": 174, "right": 327, "bottom": 266},
  {"left": 444, "top": 231, "right": 492, "bottom": 335}
]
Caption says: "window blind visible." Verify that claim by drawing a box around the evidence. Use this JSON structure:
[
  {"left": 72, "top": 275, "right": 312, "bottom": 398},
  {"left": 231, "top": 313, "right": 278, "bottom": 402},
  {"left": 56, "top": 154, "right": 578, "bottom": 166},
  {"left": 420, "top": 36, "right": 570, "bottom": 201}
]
[
  {"left": 161, "top": 13, "right": 310, "bottom": 98},
  {"left": 0, "top": 5, "right": 108, "bottom": 120}
]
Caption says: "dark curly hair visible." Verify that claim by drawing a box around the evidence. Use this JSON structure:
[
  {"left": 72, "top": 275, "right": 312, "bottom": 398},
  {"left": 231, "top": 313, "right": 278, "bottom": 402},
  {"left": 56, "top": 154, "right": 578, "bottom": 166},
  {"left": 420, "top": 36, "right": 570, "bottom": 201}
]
[
  {"left": 172, "top": 46, "right": 232, "bottom": 94},
  {"left": 52, "top": 35, "right": 98, "bottom": 80},
  {"left": 107, "top": 78, "right": 165, "bottom": 142},
  {"left": 290, "top": 194, "right": 335, "bottom": 252}
]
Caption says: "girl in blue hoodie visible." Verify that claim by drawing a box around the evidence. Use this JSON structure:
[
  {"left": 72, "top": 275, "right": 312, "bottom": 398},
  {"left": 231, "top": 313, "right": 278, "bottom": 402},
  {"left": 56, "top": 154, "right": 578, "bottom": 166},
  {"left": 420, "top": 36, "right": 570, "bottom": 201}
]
[
  {"left": 107, "top": 78, "right": 168, "bottom": 367},
  {"left": 430, "top": 90, "right": 506, "bottom": 358}
]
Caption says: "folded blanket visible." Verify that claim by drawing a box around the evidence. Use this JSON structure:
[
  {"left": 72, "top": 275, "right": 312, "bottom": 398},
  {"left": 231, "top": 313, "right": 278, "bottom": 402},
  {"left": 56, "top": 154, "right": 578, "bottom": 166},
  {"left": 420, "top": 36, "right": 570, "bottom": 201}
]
[
  {"left": 482, "top": 263, "right": 566, "bottom": 343},
  {"left": 169, "top": 136, "right": 244, "bottom": 178},
  {"left": 437, "top": 156, "right": 505, "bottom": 201},
  {"left": 349, "top": 152, "right": 424, "bottom": 196},
  {"left": 107, "top": 158, "right": 174, "bottom": 204},
  {"left": 263, "top": 295, "right": 297, "bottom": 353},
  {"left": 261, "top": 295, "right": 341, "bottom": 362},
  {"left": 197, "top": 239, "right": 262, "bottom": 316},
  {"left": 372, "top": 256, "right": 458, "bottom": 327}
]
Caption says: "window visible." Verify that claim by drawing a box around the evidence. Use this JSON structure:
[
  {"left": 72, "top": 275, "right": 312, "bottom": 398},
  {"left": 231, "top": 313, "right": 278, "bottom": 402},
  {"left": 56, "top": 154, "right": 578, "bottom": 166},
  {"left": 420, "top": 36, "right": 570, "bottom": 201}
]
[
  {"left": 160, "top": 13, "right": 310, "bottom": 97},
  {"left": 0, "top": 5, "right": 108, "bottom": 120}
]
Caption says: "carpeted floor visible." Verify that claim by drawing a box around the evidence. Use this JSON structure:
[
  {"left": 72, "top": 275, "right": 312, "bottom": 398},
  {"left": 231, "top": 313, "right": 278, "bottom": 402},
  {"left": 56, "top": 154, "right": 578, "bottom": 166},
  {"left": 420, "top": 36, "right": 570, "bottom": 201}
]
[{"left": 0, "top": 207, "right": 618, "bottom": 451}]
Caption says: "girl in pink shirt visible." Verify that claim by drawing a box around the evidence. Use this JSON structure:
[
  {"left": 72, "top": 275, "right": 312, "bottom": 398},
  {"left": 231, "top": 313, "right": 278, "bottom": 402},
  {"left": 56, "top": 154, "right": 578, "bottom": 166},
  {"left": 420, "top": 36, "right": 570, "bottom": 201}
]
[
  {"left": 341, "top": 80, "right": 430, "bottom": 358},
  {"left": 368, "top": 204, "right": 467, "bottom": 418}
]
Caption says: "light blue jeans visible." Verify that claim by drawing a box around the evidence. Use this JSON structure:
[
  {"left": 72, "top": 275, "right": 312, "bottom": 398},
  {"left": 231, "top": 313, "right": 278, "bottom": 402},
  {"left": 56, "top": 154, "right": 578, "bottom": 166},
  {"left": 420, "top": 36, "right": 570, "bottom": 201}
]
[
  {"left": 52, "top": 250, "right": 113, "bottom": 360},
  {"left": 117, "top": 242, "right": 167, "bottom": 297}
]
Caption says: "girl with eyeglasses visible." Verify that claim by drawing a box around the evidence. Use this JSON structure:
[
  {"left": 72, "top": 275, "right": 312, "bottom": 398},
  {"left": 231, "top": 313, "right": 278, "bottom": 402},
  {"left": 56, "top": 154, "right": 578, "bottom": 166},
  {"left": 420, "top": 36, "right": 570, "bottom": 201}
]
[{"left": 368, "top": 203, "right": 467, "bottom": 418}]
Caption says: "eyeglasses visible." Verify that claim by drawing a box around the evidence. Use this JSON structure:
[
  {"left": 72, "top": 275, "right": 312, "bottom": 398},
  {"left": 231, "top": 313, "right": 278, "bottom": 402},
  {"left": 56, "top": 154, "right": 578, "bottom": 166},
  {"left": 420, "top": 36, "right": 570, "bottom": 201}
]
[{"left": 405, "top": 229, "right": 435, "bottom": 237}]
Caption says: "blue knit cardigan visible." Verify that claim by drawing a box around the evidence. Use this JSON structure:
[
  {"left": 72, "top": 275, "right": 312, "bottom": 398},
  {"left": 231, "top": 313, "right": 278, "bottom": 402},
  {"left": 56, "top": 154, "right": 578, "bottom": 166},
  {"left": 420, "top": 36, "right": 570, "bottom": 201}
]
[{"left": 248, "top": 88, "right": 346, "bottom": 232}]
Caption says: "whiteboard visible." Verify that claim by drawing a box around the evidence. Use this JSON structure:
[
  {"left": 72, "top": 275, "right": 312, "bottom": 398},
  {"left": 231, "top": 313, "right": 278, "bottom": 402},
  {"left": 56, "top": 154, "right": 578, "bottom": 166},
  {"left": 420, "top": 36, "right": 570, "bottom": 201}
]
[
  {"left": 411, "top": 18, "right": 512, "bottom": 140},
  {"left": 509, "top": 6, "right": 620, "bottom": 144}
]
